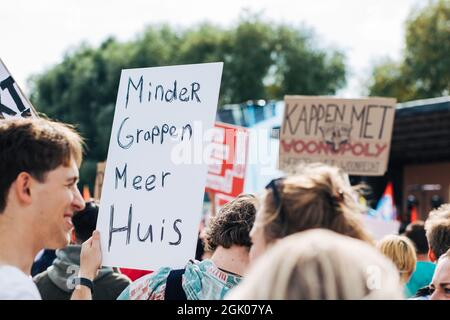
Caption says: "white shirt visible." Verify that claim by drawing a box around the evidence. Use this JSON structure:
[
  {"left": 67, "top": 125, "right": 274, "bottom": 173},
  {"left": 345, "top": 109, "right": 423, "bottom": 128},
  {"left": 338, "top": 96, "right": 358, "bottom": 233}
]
[{"left": 0, "top": 265, "right": 41, "bottom": 299}]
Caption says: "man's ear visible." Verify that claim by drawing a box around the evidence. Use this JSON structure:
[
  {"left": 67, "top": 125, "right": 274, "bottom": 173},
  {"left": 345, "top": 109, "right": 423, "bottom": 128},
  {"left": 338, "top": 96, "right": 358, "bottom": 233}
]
[
  {"left": 428, "top": 248, "right": 437, "bottom": 262},
  {"left": 14, "top": 172, "right": 33, "bottom": 205}
]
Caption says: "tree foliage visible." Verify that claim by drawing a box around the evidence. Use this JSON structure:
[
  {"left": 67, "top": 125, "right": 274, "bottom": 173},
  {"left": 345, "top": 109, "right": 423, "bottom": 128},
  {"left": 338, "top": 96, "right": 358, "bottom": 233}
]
[
  {"left": 30, "top": 16, "right": 346, "bottom": 189},
  {"left": 368, "top": 0, "right": 450, "bottom": 101}
]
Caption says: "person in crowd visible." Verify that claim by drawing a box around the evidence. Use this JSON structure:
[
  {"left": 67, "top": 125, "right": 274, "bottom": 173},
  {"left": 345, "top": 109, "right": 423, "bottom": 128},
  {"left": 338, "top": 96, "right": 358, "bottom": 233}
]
[
  {"left": 403, "top": 221, "right": 436, "bottom": 297},
  {"left": 424, "top": 204, "right": 450, "bottom": 263},
  {"left": 227, "top": 229, "right": 403, "bottom": 299},
  {"left": 249, "top": 162, "right": 373, "bottom": 264},
  {"left": 0, "top": 118, "right": 101, "bottom": 299},
  {"left": 117, "top": 193, "right": 257, "bottom": 300},
  {"left": 34, "top": 200, "right": 131, "bottom": 299},
  {"left": 411, "top": 204, "right": 450, "bottom": 299},
  {"left": 429, "top": 248, "right": 450, "bottom": 300},
  {"left": 31, "top": 249, "right": 57, "bottom": 277},
  {"left": 377, "top": 235, "right": 417, "bottom": 296}
]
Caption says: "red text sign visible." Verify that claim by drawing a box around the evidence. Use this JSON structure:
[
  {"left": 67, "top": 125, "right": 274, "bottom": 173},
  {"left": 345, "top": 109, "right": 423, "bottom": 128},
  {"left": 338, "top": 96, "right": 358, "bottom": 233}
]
[{"left": 205, "top": 122, "right": 249, "bottom": 198}]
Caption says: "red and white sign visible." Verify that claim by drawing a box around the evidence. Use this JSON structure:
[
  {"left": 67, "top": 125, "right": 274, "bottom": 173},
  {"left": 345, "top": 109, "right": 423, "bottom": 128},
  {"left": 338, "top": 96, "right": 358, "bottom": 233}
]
[
  {"left": 213, "top": 193, "right": 235, "bottom": 214},
  {"left": 205, "top": 122, "right": 249, "bottom": 202}
]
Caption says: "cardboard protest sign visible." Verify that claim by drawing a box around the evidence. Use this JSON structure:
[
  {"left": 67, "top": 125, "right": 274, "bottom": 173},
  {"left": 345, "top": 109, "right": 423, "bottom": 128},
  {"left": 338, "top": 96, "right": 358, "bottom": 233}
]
[
  {"left": 279, "top": 96, "right": 396, "bottom": 176},
  {"left": 94, "top": 162, "right": 106, "bottom": 200},
  {"left": 0, "top": 59, "right": 37, "bottom": 119},
  {"left": 205, "top": 122, "right": 249, "bottom": 211},
  {"left": 96, "top": 63, "right": 223, "bottom": 270}
]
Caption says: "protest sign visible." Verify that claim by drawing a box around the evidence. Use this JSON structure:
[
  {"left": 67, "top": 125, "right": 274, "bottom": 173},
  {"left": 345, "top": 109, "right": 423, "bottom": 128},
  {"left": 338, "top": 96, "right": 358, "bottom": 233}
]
[
  {"left": 279, "top": 96, "right": 396, "bottom": 176},
  {"left": 94, "top": 161, "right": 106, "bottom": 200},
  {"left": 363, "top": 215, "right": 400, "bottom": 240},
  {"left": 96, "top": 62, "right": 223, "bottom": 270},
  {"left": 205, "top": 122, "right": 249, "bottom": 213},
  {"left": 0, "top": 59, "right": 37, "bottom": 119}
]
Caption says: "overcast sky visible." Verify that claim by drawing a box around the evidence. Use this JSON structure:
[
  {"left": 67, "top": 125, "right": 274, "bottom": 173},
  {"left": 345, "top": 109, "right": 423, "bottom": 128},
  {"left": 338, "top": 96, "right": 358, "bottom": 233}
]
[{"left": 1, "top": 0, "right": 426, "bottom": 98}]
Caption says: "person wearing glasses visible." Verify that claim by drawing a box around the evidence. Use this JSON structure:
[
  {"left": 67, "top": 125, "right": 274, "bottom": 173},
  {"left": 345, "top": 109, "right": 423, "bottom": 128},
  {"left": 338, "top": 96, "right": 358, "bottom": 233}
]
[
  {"left": 248, "top": 162, "right": 373, "bottom": 263},
  {"left": 226, "top": 162, "right": 403, "bottom": 300},
  {"left": 227, "top": 229, "right": 403, "bottom": 299}
]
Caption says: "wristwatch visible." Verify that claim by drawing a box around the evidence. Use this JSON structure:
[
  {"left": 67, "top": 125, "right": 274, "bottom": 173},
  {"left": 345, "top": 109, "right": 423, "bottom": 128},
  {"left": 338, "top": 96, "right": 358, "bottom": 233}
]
[{"left": 74, "top": 277, "right": 94, "bottom": 294}]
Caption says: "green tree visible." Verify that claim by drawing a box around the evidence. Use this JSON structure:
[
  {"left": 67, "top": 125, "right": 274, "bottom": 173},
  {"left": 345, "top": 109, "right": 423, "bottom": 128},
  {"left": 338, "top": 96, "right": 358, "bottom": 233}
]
[
  {"left": 224, "top": 16, "right": 274, "bottom": 103},
  {"left": 30, "top": 17, "right": 346, "bottom": 189},
  {"left": 368, "top": 59, "right": 417, "bottom": 102},
  {"left": 272, "top": 25, "right": 346, "bottom": 97},
  {"left": 175, "top": 23, "right": 232, "bottom": 104},
  {"left": 368, "top": 0, "right": 450, "bottom": 101}
]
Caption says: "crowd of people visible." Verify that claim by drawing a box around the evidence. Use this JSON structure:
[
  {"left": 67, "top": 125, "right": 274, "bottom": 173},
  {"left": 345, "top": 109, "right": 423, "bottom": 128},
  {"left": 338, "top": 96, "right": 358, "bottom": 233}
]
[{"left": 0, "top": 117, "right": 449, "bottom": 300}]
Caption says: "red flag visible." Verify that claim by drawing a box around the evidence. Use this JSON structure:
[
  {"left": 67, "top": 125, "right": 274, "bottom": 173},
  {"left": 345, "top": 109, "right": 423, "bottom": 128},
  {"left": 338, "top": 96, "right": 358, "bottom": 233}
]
[
  {"left": 410, "top": 205, "right": 418, "bottom": 222},
  {"left": 82, "top": 185, "right": 91, "bottom": 201},
  {"left": 374, "top": 182, "right": 397, "bottom": 221}
]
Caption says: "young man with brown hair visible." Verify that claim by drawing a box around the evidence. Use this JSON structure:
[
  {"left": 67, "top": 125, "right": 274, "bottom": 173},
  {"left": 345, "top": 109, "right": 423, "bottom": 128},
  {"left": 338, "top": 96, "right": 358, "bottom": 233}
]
[
  {"left": 425, "top": 204, "right": 450, "bottom": 262},
  {"left": 0, "top": 118, "right": 101, "bottom": 299}
]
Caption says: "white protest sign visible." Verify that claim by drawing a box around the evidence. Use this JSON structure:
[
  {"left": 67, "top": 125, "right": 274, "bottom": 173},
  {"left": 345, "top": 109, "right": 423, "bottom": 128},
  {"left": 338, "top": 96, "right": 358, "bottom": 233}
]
[
  {"left": 279, "top": 96, "right": 396, "bottom": 176},
  {"left": 0, "top": 59, "right": 37, "bottom": 119},
  {"left": 363, "top": 215, "right": 400, "bottom": 240},
  {"left": 96, "top": 63, "right": 223, "bottom": 270}
]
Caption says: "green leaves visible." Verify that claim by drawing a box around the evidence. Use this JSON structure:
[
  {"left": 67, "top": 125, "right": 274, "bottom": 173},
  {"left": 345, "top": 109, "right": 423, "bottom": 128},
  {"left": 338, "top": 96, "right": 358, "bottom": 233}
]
[
  {"left": 368, "top": 0, "right": 450, "bottom": 102},
  {"left": 29, "top": 17, "right": 347, "bottom": 189}
]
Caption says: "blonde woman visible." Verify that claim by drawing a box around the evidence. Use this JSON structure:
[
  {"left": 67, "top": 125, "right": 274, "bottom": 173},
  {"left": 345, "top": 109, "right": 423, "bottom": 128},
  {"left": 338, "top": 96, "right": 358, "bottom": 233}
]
[
  {"left": 377, "top": 235, "right": 417, "bottom": 296},
  {"left": 227, "top": 229, "right": 403, "bottom": 300},
  {"left": 249, "top": 162, "right": 373, "bottom": 263}
]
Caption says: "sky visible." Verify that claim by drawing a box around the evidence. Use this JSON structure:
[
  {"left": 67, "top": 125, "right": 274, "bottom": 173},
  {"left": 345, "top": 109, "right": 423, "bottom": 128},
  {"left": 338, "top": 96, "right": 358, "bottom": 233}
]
[{"left": 1, "top": 0, "right": 427, "bottom": 98}]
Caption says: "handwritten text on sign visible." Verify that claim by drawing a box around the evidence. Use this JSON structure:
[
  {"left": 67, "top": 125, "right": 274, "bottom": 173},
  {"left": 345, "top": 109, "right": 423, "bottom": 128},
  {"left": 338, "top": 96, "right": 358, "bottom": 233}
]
[
  {"left": 279, "top": 96, "right": 396, "bottom": 176},
  {"left": 0, "top": 59, "right": 36, "bottom": 119},
  {"left": 96, "top": 63, "right": 223, "bottom": 270}
]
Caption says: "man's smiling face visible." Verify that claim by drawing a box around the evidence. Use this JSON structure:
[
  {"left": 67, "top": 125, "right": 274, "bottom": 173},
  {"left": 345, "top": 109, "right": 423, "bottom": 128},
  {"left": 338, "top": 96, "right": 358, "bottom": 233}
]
[{"left": 32, "top": 158, "right": 85, "bottom": 249}]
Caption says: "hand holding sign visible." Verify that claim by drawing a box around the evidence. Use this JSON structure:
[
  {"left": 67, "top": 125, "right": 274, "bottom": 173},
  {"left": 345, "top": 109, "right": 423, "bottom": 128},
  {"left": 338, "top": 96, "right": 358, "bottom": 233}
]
[{"left": 79, "top": 230, "right": 103, "bottom": 280}]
